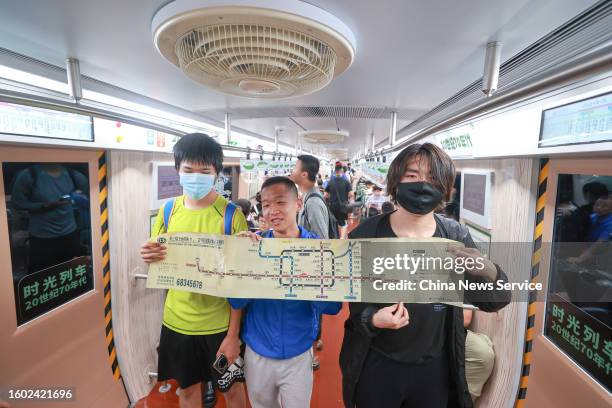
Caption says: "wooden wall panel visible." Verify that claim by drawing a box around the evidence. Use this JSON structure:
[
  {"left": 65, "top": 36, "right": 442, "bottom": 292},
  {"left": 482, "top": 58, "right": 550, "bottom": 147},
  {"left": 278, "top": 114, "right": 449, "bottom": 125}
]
[
  {"left": 107, "top": 151, "right": 172, "bottom": 402},
  {"left": 454, "top": 158, "right": 538, "bottom": 408}
]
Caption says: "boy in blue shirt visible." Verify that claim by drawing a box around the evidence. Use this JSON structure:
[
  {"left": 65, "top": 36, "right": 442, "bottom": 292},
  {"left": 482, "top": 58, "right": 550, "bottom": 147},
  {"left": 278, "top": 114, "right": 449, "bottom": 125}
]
[{"left": 229, "top": 176, "right": 341, "bottom": 408}]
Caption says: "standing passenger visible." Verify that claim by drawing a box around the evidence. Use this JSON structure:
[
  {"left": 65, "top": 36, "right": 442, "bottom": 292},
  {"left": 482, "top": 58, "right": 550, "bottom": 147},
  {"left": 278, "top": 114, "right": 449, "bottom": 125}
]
[
  {"left": 340, "top": 143, "right": 510, "bottom": 408},
  {"left": 229, "top": 176, "right": 341, "bottom": 408},
  {"left": 290, "top": 154, "right": 331, "bottom": 369},
  {"left": 141, "top": 133, "right": 247, "bottom": 408},
  {"left": 325, "top": 164, "right": 353, "bottom": 239},
  {"left": 290, "top": 154, "right": 330, "bottom": 239}
]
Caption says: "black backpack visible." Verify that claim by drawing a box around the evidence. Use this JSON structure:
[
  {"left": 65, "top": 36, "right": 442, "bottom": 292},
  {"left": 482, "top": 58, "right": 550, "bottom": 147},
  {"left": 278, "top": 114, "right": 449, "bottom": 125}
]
[{"left": 303, "top": 193, "right": 339, "bottom": 239}]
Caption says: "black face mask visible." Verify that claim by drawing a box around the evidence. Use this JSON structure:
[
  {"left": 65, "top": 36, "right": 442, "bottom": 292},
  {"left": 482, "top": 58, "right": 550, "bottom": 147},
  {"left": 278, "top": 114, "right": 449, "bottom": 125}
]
[{"left": 395, "top": 182, "right": 443, "bottom": 215}]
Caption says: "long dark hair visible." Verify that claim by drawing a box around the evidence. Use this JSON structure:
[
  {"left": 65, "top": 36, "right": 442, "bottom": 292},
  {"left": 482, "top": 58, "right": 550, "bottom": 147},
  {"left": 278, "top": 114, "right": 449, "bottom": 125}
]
[{"left": 386, "top": 143, "right": 455, "bottom": 204}]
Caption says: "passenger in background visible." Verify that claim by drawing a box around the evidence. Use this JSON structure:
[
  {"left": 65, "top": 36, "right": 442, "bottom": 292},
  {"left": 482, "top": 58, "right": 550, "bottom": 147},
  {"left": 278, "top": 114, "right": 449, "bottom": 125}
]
[
  {"left": 579, "top": 182, "right": 609, "bottom": 220},
  {"left": 354, "top": 177, "right": 368, "bottom": 205},
  {"left": 323, "top": 174, "right": 330, "bottom": 189},
  {"left": 256, "top": 215, "right": 269, "bottom": 232},
  {"left": 229, "top": 176, "right": 341, "bottom": 408},
  {"left": 11, "top": 163, "right": 89, "bottom": 273},
  {"left": 290, "top": 154, "right": 331, "bottom": 369},
  {"left": 290, "top": 155, "right": 330, "bottom": 240},
  {"left": 463, "top": 309, "right": 495, "bottom": 402},
  {"left": 316, "top": 177, "right": 325, "bottom": 194},
  {"left": 365, "top": 185, "right": 387, "bottom": 217},
  {"left": 141, "top": 133, "right": 247, "bottom": 408},
  {"left": 233, "top": 199, "right": 256, "bottom": 230},
  {"left": 340, "top": 143, "right": 510, "bottom": 408},
  {"left": 567, "top": 195, "right": 612, "bottom": 267},
  {"left": 325, "top": 164, "right": 354, "bottom": 239}
]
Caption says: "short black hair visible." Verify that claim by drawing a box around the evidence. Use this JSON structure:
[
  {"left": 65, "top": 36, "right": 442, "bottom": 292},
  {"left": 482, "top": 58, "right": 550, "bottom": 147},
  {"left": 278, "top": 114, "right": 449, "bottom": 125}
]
[
  {"left": 261, "top": 176, "right": 298, "bottom": 197},
  {"left": 173, "top": 133, "right": 223, "bottom": 174},
  {"left": 335, "top": 164, "right": 344, "bottom": 172},
  {"left": 297, "top": 154, "right": 320, "bottom": 182},
  {"left": 583, "top": 182, "right": 608, "bottom": 199}
]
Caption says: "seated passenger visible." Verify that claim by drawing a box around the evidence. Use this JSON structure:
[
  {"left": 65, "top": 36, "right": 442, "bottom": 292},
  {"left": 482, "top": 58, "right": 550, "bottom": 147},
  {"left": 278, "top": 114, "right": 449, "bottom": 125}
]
[
  {"left": 340, "top": 143, "right": 510, "bottom": 408},
  {"left": 568, "top": 195, "right": 612, "bottom": 265},
  {"left": 141, "top": 133, "right": 247, "bottom": 408},
  {"left": 229, "top": 176, "right": 342, "bottom": 408},
  {"left": 463, "top": 309, "right": 495, "bottom": 402}
]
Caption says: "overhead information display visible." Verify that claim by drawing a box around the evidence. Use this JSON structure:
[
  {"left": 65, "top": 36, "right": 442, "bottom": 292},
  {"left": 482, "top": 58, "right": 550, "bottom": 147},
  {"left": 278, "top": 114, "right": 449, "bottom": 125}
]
[
  {"left": 147, "top": 233, "right": 469, "bottom": 305},
  {"left": 0, "top": 101, "right": 93, "bottom": 141},
  {"left": 539, "top": 92, "right": 612, "bottom": 147}
]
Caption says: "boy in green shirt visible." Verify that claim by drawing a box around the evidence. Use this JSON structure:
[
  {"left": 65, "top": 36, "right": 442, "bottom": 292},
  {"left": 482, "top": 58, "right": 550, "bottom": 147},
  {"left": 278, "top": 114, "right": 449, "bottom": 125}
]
[{"left": 141, "top": 133, "right": 247, "bottom": 408}]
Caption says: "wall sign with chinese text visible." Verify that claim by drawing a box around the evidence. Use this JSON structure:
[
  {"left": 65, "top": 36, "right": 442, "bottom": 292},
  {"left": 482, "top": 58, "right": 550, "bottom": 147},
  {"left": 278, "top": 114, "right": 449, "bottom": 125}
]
[
  {"left": 545, "top": 293, "right": 611, "bottom": 392},
  {"left": 16, "top": 256, "right": 94, "bottom": 325}
]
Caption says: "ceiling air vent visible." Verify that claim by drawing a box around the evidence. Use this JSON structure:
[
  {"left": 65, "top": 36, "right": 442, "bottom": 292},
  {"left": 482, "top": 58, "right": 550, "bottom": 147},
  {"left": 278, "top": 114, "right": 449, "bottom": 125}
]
[
  {"left": 300, "top": 130, "right": 349, "bottom": 145},
  {"left": 152, "top": 0, "right": 356, "bottom": 99}
]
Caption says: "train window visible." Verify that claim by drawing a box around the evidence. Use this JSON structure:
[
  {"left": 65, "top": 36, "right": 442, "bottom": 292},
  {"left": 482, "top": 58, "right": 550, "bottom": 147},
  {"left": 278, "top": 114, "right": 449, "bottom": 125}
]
[
  {"left": 3, "top": 162, "right": 94, "bottom": 326},
  {"left": 545, "top": 173, "right": 612, "bottom": 392}
]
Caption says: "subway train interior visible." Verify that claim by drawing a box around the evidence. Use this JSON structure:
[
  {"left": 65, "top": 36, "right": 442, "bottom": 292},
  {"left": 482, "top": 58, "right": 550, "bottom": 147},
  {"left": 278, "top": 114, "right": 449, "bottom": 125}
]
[{"left": 0, "top": 0, "right": 611, "bottom": 407}]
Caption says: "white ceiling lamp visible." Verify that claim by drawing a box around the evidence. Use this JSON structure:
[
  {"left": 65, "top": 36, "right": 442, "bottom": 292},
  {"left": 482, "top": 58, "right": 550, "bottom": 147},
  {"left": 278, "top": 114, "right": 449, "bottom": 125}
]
[
  {"left": 300, "top": 129, "right": 349, "bottom": 145},
  {"left": 326, "top": 147, "right": 349, "bottom": 160},
  {"left": 152, "top": 0, "right": 356, "bottom": 99}
]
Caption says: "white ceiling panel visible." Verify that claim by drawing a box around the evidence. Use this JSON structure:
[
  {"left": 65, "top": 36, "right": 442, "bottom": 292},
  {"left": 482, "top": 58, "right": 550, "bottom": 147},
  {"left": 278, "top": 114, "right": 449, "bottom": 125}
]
[{"left": 0, "top": 0, "right": 601, "bottom": 156}]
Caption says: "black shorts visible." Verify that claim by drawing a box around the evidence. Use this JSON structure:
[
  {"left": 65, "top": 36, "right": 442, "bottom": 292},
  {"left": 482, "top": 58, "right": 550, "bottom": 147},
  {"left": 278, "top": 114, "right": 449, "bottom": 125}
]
[
  {"left": 331, "top": 209, "right": 348, "bottom": 227},
  {"left": 158, "top": 325, "right": 227, "bottom": 389}
]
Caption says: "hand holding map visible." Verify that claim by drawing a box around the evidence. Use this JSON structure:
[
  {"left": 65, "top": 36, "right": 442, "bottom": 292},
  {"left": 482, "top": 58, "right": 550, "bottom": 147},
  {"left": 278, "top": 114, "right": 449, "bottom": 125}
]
[{"left": 146, "top": 233, "right": 472, "bottom": 306}]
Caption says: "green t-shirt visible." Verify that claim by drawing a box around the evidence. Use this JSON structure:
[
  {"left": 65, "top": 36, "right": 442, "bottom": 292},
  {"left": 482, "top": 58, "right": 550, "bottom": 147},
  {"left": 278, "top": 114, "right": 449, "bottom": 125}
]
[{"left": 151, "top": 194, "right": 248, "bottom": 335}]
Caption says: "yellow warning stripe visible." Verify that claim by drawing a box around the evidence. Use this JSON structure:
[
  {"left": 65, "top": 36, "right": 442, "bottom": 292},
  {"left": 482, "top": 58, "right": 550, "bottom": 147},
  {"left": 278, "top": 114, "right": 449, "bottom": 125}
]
[
  {"left": 99, "top": 186, "right": 108, "bottom": 204},
  {"left": 534, "top": 222, "right": 544, "bottom": 239},
  {"left": 538, "top": 162, "right": 549, "bottom": 184},
  {"left": 515, "top": 158, "right": 549, "bottom": 406},
  {"left": 98, "top": 163, "right": 107, "bottom": 183},
  {"left": 98, "top": 152, "right": 121, "bottom": 381},
  {"left": 101, "top": 229, "right": 109, "bottom": 246},
  {"left": 536, "top": 194, "right": 546, "bottom": 213},
  {"left": 106, "top": 328, "right": 114, "bottom": 346},
  {"left": 100, "top": 208, "right": 108, "bottom": 226},
  {"left": 105, "top": 309, "right": 112, "bottom": 326}
]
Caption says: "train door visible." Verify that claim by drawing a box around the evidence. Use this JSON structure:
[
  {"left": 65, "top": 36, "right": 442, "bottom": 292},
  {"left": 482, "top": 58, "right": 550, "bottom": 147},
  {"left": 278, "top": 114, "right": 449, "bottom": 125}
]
[
  {"left": 0, "top": 146, "right": 128, "bottom": 407},
  {"left": 526, "top": 157, "right": 611, "bottom": 407}
]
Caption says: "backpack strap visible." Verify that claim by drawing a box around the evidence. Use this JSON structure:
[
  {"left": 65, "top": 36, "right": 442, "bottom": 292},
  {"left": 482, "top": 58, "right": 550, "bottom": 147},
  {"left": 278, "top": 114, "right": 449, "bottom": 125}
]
[
  {"left": 163, "top": 198, "right": 177, "bottom": 233},
  {"left": 224, "top": 202, "right": 238, "bottom": 235}
]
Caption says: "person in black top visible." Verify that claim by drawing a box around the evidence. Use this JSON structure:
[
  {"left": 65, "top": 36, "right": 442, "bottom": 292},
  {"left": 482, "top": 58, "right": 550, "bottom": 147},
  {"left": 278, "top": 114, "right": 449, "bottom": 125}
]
[
  {"left": 325, "top": 164, "right": 354, "bottom": 238},
  {"left": 339, "top": 143, "right": 511, "bottom": 408}
]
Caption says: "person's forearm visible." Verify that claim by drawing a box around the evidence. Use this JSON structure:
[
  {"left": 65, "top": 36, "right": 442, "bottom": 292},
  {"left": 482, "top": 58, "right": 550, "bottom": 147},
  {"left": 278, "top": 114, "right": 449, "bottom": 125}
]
[{"left": 227, "top": 308, "right": 242, "bottom": 338}]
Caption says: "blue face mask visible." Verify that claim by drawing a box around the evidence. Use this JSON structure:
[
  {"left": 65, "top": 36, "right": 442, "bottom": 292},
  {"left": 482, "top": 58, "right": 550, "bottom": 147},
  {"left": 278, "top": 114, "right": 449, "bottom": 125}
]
[{"left": 180, "top": 173, "right": 216, "bottom": 200}]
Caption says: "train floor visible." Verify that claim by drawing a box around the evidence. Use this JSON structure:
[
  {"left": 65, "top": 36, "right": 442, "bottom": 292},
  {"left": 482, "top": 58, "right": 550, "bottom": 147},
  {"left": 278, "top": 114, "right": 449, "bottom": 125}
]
[{"left": 135, "top": 304, "right": 349, "bottom": 408}]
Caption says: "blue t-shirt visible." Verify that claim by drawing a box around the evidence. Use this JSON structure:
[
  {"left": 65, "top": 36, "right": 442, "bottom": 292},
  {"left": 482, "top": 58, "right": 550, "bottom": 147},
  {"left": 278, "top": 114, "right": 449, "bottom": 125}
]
[
  {"left": 228, "top": 226, "right": 342, "bottom": 359},
  {"left": 587, "top": 213, "right": 612, "bottom": 242},
  {"left": 11, "top": 166, "right": 88, "bottom": 238}
]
